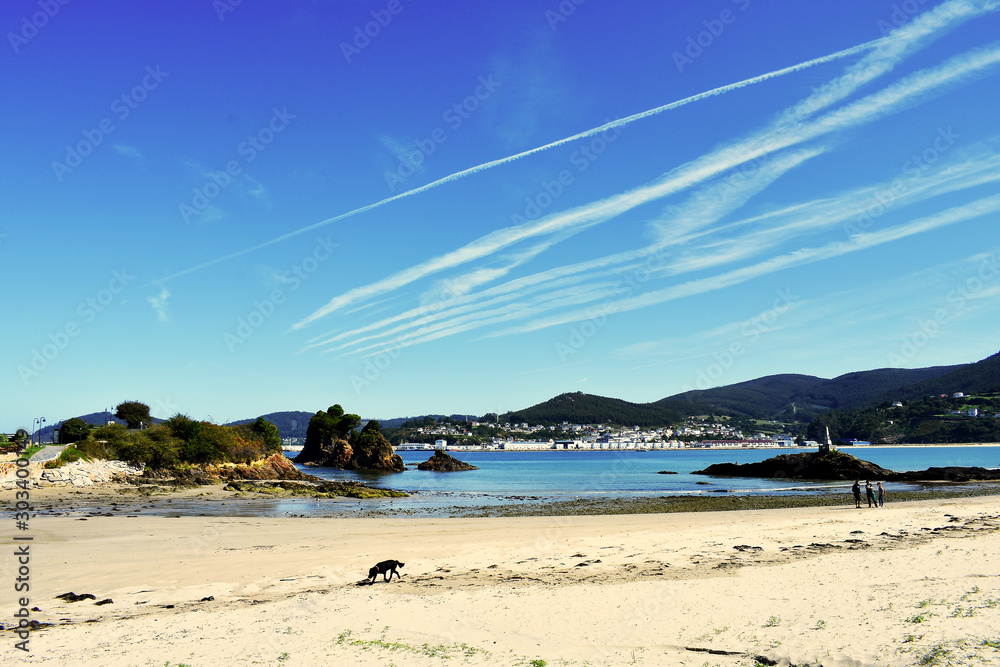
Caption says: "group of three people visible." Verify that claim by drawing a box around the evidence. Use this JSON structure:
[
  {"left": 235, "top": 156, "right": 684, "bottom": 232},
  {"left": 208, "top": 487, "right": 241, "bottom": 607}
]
[{"left": 852, "top": 480, "right": 885, "bottom": 508}]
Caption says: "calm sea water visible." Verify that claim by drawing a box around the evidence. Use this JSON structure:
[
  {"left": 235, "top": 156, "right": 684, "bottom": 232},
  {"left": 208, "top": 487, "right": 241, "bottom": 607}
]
[{"left": 294, "top": 446, "right": 1000, "bottom": 513}]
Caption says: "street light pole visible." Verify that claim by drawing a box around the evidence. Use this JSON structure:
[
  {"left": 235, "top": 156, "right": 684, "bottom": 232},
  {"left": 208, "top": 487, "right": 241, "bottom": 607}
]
[{"left": 33, "top": 417, "right": 46, "bottom": 445}]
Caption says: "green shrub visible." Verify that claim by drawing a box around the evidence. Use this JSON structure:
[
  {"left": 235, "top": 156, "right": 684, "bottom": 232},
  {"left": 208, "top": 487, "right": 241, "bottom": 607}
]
[
  {"left": 117, "top": 425, "right": 179, "bottom": 468},
  {"left": 91, "top": 423, "right": 129, "bottom": 457},
  {"left": 74, "top": 439, "right": 109, "bottom": 460},
  {"left": 59, "top": 446, "right": 84, "bottom": 463}
]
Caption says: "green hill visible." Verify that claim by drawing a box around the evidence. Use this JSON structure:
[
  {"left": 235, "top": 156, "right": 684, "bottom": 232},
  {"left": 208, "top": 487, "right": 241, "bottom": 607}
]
[
  {"left": 500, "top": 351, "right": 998, "bottom": 427},
  {"left": 661, "top": 365, "right": 961, "bottom": 422},
  {"left": 505, "top": 392, "right": 687, "bottom": 427}
]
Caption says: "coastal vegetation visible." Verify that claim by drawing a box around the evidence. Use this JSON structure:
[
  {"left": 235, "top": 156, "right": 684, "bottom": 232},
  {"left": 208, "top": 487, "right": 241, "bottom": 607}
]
[
  {"left": 807, "top": 392, "right": 1000, "bottom": 444},
  {"left": 57, "top": 417, "right": 91, "bottom": 444},
  {"left": 68, "top": 404, "right": 284, "bottom": 468},
  {"left": 114, "top": 400, "right": 153, "bottom": 429}
]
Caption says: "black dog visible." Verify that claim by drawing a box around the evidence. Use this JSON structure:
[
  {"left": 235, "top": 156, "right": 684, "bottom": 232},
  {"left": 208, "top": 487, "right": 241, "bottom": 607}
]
[{"left": 367, "top": 559, "right": 404, "bottom": 583}]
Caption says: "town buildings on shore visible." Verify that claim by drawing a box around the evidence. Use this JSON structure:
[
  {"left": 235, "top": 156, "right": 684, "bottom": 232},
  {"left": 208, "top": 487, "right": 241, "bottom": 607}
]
[{"left": 397, "top": 419, "right": 801, "bottom": 452}]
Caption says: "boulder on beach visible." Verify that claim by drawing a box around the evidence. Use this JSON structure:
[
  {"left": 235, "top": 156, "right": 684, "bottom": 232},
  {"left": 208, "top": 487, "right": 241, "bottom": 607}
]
[{"left": 417, "top": 450, "right": 478, "bottom": 472}]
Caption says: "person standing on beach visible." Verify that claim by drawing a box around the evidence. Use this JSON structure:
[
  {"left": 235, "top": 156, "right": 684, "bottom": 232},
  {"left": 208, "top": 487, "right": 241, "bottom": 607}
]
[
  {"left": 877, "top": 482, "right": 886, "bottom": 507},
  {"left": 865, "top": 481, "right": 876, "bottom": 508},
  {"left": 852, "top": 480, "right": 862, "bottom": 508}
]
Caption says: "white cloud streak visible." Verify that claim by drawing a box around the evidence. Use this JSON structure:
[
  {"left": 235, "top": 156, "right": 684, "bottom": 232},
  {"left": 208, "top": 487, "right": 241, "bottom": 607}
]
[
  {"left": 145, "top": 28, "right": 892, "bottom": 291},
  {"left": 294, "top": 2, "right": 1000, "bottom": 331},
  {"left": 307, "top": 35, "right": 1000, "bottom": 355}
]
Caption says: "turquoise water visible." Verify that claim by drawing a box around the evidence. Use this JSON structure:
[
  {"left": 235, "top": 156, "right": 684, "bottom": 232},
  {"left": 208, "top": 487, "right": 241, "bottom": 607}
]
[
  {"left": 301, "top": 446, "right": 1000, "bottom": 507},
  {"left": 39, "top": 446, "right": 995, "bottom": 518}
]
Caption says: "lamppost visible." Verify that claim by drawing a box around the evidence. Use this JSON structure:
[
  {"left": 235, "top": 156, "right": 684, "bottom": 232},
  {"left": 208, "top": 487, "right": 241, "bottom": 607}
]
[{"left": 33, "top": 417, "right": 46, "bottom": 445}]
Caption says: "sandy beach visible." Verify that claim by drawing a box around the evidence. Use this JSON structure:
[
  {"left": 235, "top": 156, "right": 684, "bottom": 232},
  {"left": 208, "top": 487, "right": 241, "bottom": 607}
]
[{"left": 4, "top": 494, "right": 1000, "bottom": 666}]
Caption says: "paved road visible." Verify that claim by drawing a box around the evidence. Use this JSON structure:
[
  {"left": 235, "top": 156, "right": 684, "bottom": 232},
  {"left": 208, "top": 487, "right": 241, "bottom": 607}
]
[{"left": 29, "top": 445, "right": 68, "bottom": 462}]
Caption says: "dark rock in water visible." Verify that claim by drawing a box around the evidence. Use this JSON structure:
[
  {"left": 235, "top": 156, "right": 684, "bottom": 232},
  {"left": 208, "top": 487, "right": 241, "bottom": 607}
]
[
  {"left": 56, "top": 592, "right": 96, "bottom": 603},
  {"left": 417, "top": 450, "right": 478, "bottom": 472},
  {"left": 892, "top": 466, "right": 1000, "bottom": 482},
  {"left": 694, "top": 450, "right": 894, "bottom": 480},
  {"left": 657, "top": 470, "right": 678, "bottom": 474},
  {"left": 693, "top": 449, "right": 1000, "bottom": 482}
]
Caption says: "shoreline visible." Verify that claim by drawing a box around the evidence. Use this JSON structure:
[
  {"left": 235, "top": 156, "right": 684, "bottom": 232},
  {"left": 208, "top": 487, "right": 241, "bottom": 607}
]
[
  {"left": 8, "top": 480, "right": 1000, "bottom": 519},
  {"left": 5, "top": 495, "right": 1000, "bottom": 665},
  {"left": 383, "top": 442, "right": 1000, "bottom": 453}
]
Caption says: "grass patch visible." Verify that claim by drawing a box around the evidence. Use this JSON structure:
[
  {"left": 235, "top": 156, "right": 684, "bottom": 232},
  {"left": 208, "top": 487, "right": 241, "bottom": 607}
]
[
  {"left": 918, "top": 644, "right": 952, "bottom": 666},
  {"left": 59, "top": 446, "right": 86, "bottom": 464},
  {"left": 20, "top": 444, "right": 45, "bottom": 460},
  {"left": 333, "top": 629, "right": 489, "bottom": 659}
]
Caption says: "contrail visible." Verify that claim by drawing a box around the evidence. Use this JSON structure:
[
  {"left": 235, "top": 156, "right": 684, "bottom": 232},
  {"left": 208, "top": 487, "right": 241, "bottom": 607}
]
[{"left": 144, "top": 37, "right": 884, "bottom": 288}]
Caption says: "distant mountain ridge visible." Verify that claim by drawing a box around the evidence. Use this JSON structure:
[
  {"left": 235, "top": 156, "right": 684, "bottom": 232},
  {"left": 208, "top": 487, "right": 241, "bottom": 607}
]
[
  {"left": 659, "top": 365, "right": 962, "bottom": 422},
  {"left": 27, "top": 351, "right": 998, "bottom": 436},
  {"left": 225, "top": 411, "right": 316, "bottom": 439},
  {"left": 506, "top": 351, "right": 999, "bottom": 426}
]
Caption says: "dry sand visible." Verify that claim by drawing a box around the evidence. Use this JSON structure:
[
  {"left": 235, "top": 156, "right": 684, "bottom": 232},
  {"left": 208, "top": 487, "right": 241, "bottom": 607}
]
[{"left": 3, "top": 495, "right": 1000, "bottom": 666}]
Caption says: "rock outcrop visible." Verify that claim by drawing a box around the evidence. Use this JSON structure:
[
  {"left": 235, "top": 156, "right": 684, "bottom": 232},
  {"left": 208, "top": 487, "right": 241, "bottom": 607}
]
[
  {"left": 295, "top": 411, "right": 403, "bottom": 472},
  {"left": 134, "top": 453, "right": 319, "bottom": 486},
  {"left": 416, "top": 450, "right": 478, "bottom": 471},
  {"left": 694, "top": 450, "right": 894, "bottom": 481},
  {"left": 693, "top": 449, "right": 1000, "bottom": 483}
]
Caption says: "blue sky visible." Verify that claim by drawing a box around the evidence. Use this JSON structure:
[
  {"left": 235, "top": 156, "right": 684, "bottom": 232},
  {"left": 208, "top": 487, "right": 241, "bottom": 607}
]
[{"left": 3, "top": 0, "right": 999, "bottom": 431}]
